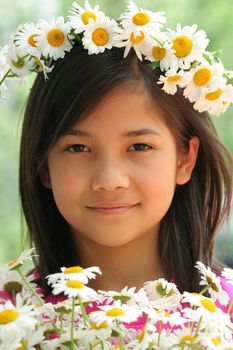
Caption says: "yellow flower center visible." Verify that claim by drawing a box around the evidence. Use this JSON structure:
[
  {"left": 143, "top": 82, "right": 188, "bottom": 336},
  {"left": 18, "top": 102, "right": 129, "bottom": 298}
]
[
  {"left": 130, "top": 31, "right": 145, "bottom": 44},
  {"left": 92, "top": 28, "right": 109, "bottom": 46},
  {"left": 0, "top": 309, "right": 19, "bottom": 324},
  {"left": 180, "top": 335, "right": 196, "bottom": 344},
  {"left": 133, "top": 12, "right": 150, "bottom": 26},
  {"left": 211, "top": 338, "right": 221, "bottom": 345},
  {"left": 200, "top": 298, "right": 217, "bottom": 312},
  {"left": 28, "top": 34, "right": 38, "bottom": 47},
  {"left": 66, "top": 280, "right": 85, "bottom": 289},
  {"left": 173, "top": 35, "right": 193, "bottom": 58},
  {"left": 47, "top": 29, "right": 65, "bottom": 47},
  {"left": 193, "top": 68, "right": 211, "bottom": 86},
  {"left": 8, "top": 258, "right": 18, "bottom": 267},
  {"left": 138, "top": 327, "right": 145, "bottom": 343},
  {"left": 167, "top": 75, "right": 182, "bottom": 83},
  {"left": 64, "top": 266, "right": 83, "bottom": 274},
  {"left": 81, "top": 11, "right": 97, "bottom": 25},
  {"left": 106, "top": 307, "right": 125, "bottom": 317},
  {"left": 164, "top": 312, "right": 170, "bottom": 317},
  {"left": 205, "top": 89, "right": 223, "bottom": 101},
  {"left": 152, "top": 46, "right": 166, "bottom": 60},
  {"left": 91, "top": 321, "right": 108, "bottom": 329},
  {"left": 16, "top": 344, "right": 24, "bottom": 350}
]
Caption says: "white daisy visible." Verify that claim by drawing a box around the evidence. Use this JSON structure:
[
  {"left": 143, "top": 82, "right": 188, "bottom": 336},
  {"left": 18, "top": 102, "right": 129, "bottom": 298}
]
[
  {"left": 167, "top": 23, "right": 210, "bottom": 69},
  {"left": 143, "top": 278, "right": 180, "bottom": 299},
  {"left": 195, "top": 261, "right": 230, "bottom": 306},
  {"left": 14, "top": 22, "right": 40, "bottom": 56},
  {"left": 181, "top": 291, "right": 205, "bottom": 307},
  {"left": 82, "top": 14, "right": 120, "bottom": 55},
  {"left": 183, "top": 297, "right": 231, "bottom": 324},
  {"left": 194, "top": 83, "right": 233, "bottom": 116},
  {"left": 146, "top": 308, "right": 185, "bottom": 327},
  {"left": 98, "top": 286, "right": 137, "bottom": 306},
  {"left": 46, "top": 265, "right": 101, "bottom": 285},
  {"left": 68, "top": 0, "right": 104, "bottom": 34},
  {"left": 159, "top": 327, "right": 199, "bottom": 350},
  {"left": 6, "top": 248, "right": 37, "bottom": 270},
  {"left": 35, "top": 17, "right": 74, "bottom": 60},
  {"left": 89, "top": 300, "right": 142, "bottom": 326},
  {"left": 51, "top": 278, "right": 97, "bottom": 300},
  {"left": 221, "top": 267, "right": 233, "bottom": 286},
  {"left": 115, "top": 27, "right": 152, "bottom": 61},
  {"left": 182, "top": 62, "right": 225, "bottom": 102},
  {"left": 129, "top": 323, "right": 158, "bottom": 350},
  {"left": 7, "top": 43, "right": 35, "bottom": 77},
  {"left": 184, "top": 303, "right": 232, "bottom": 341},
  {"left": 15, "top": 327, "right": 45, "bottom": 350},
  {"left": 77, "top": 320, "right": 112, "bottom": 348},
  {"left": 0, "top": 294, "right": 39, "bottom": 339},
  {"left": 157, "top": 68, "right": 185, "bottom": 94},
  {"left": 120, "top": 0, "right": 166, "bottom": 38},
  {"left": 0, "top": 267, "right": 39, "bottom": 301},
  {"left": 197, "top": 335, "right": 232, "bottom": 350},
  {"left": 144, "top": 37, "right": 176, "bottom": 71}
]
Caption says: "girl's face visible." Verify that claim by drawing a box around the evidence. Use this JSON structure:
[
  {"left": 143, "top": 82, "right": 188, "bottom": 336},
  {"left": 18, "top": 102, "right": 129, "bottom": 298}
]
[{"left": 43, "top": 83, "right": 198, "bottom": 247}]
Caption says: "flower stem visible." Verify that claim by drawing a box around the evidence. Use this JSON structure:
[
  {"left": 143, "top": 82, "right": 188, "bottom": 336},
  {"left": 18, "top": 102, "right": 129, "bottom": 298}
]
[
  {"left": 194, "top": 316, "right": 203, "bottom": 337},
  {"left": 70, "top": 297, "right": 75, "bottom": 350},
  {"left": 11, "top": 288, "right": 16, "bottom": 305},
  {"left": 0, "top": 69, "right": 12, "bottom": 86},
  {"left": 16, "top": 266, "right": 44, "bottom": 305},
  {"left": 78, "top": 295, "right": 89, "bottom": 327},
  {"left": 227, "top": 297, "right": 233, "bottom": 315},
  {"left": 157, "top": 320, "right": 163, "bottom": 347},
  {"left": 100, "top": 341, "right": 105, "bottom": 350},
  {"left": 116, "top": 320, "right": 125, "bottom": 350},
  {"left": 199, "top": 285, "right": 209, "bottom": 295},
  {"left": 60, "top": 311, "right": 64, "bottom": 334},
  {"left": 16, "top": 266, "right": 60, "bottom": 336}
]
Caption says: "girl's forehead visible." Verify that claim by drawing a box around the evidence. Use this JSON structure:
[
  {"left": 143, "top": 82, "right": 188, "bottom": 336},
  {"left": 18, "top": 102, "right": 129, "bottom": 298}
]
[{"left": 71, "top": 83, "right": 168, "bottom": 133}]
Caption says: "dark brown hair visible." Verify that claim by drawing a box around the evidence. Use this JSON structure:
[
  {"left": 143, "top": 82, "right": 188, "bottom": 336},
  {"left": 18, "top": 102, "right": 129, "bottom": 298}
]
[{"left": 19, "top": 43, "right": 233, "bottom": 293}]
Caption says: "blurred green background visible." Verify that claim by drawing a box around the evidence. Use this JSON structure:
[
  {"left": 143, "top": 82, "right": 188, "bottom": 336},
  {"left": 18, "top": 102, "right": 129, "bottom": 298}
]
[{"left": 0, "top": 0, "right": 233, "bottom": 265}]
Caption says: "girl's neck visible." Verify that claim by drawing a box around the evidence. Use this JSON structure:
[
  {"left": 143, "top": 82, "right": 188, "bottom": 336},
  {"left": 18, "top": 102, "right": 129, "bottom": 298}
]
[{"left": 74, "top": 229, "right": 164, "bottom": 292}]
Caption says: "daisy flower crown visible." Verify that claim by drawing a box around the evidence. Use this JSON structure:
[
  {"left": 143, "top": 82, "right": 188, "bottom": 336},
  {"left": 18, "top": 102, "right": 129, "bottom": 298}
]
[{"left": 0, "top": 0, "right": 233, "bottom": 116}]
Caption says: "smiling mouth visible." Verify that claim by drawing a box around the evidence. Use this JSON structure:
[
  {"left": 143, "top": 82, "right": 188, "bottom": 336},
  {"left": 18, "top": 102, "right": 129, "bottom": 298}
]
[{"left": 87, "top": 204, "right": 139, "bottom": 215}]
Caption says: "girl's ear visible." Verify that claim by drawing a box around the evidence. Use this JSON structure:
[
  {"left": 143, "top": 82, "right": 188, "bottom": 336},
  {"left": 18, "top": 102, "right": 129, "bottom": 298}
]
[
  {"left": 176, "top": 136, "right": 200, "bottom": 185},
  {"left": 39, "top": 162, "right": 52, "bottom": 189}
]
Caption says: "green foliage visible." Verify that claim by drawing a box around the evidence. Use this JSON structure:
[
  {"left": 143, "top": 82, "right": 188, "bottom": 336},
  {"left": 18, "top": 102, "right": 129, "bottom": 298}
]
[{"left": 0, "top": 0, "right": 233, "bottom": 263}]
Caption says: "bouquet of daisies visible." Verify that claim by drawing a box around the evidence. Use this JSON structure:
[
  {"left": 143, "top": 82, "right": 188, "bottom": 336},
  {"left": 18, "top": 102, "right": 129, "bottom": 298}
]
[{"left": 0, "top": 249, "right": 233, "bottom": 349}]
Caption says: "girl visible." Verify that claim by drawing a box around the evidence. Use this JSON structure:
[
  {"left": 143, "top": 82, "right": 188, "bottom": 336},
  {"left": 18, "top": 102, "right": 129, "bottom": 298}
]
[{"left": 2, "top": 1, "right": 233, "bottom": 298}]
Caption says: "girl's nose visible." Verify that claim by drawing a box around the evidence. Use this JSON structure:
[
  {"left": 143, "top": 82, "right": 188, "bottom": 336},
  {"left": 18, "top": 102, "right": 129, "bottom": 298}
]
[{"left": 91, "top": 158, "right": 130, "bottom": 191}]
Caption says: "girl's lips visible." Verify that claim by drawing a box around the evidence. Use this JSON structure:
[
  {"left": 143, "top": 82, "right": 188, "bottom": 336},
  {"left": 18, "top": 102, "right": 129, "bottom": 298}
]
[{"left": 87, "top": 204, "right": 139, "bottom": 215}]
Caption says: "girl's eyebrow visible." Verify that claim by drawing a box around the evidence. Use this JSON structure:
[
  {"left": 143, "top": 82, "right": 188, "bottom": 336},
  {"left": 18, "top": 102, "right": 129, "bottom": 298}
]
[{"left": 63, "top": 128, "right": 161, "bottom": 138}]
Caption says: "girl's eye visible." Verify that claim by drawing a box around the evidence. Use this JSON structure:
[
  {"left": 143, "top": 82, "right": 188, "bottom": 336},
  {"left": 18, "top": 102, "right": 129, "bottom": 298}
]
[
  {"left": 129, "top": 143, "right": 152, "bottom": 152},
  {"left": 66, "top": 144, "right": 88, "bottom": 153},
  {"left": 66, "top": 143, "right": 152, "bottom": 153}
]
